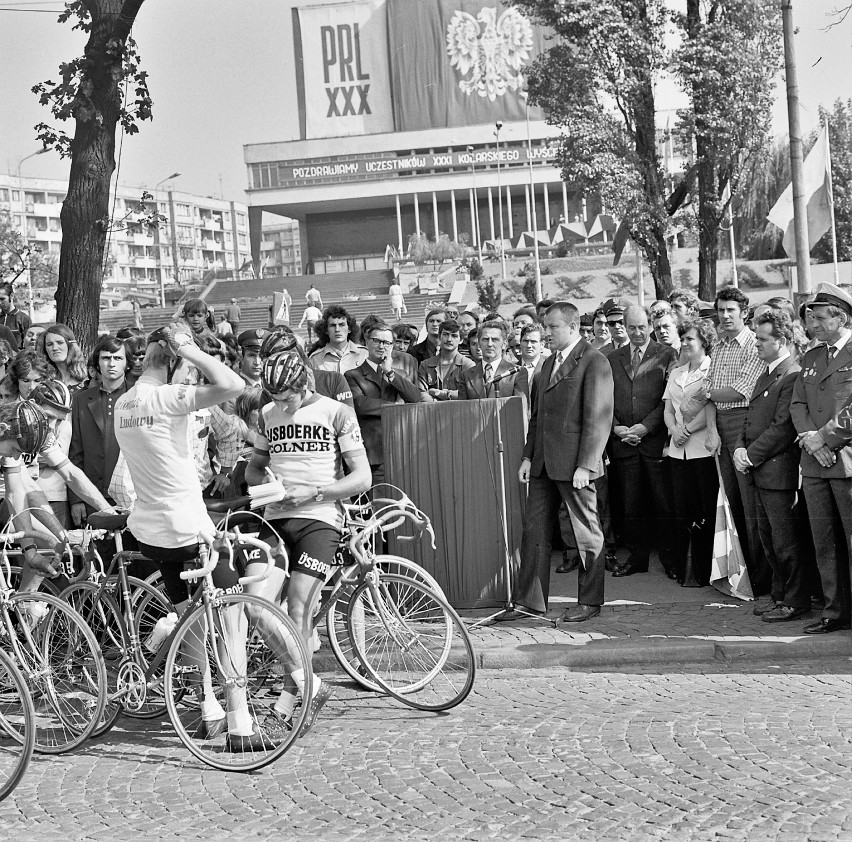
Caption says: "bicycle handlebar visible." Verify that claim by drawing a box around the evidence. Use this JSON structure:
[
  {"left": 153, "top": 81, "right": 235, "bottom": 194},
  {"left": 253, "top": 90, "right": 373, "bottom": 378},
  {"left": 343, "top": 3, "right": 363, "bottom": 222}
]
[{"left": 179, "top": 528, "right": 275, "bottom": 585}]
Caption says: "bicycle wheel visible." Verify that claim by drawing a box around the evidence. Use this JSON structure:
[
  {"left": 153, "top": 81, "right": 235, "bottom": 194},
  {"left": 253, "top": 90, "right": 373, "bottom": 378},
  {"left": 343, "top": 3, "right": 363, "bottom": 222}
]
[
  {"left": 0, "top": 648, "right": 35, "bottom": 802},
  {"left": 325, "top": 556, "right": 445, "bottom": 692},
  {"left": 164, "top": 593, "right": 313, "bottom": 772},
  {"left": 7, "top": 592, "right": 107, "bottom": 753},
  {"left": 8, "top": 566, "right": 61, "bottom": 597},
  {"left": 346, "top": 573, "right": 476, "bottom": 712},
  {"left": 60, "top": 582, "right": 126, "bottom": 736}
]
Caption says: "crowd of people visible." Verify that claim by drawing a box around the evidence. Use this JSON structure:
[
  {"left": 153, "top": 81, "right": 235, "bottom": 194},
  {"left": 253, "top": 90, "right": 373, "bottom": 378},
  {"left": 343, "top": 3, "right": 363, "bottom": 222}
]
[{"left": 2, "top": 275, "right": 851, "bottom": 743}]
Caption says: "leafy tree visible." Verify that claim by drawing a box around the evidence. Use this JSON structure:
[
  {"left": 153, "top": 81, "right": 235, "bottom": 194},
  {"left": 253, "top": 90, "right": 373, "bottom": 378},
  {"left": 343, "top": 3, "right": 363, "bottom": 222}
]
[
  {"left": 33, "top": 0, "right": 151, "bottom": 350},
  {"left": 0, "top": 215, "right": 59, "bottom": 311},
  {"left": 672, "top": 0, "right": 783, "bottom": 300},
  {"left": 475, "top": 276, "right": 503, "bottom": 311},
  {"left": 516, "top": 0, "right": 675, "bottom": 298}
]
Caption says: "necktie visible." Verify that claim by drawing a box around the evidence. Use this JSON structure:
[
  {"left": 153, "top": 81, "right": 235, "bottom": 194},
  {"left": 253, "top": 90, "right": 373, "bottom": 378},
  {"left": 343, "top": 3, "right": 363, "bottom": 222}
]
[
  {"left": 631, "top": 347, "right": 642, "bottom": 378},
  {"left": 828, "top": 345, "right": 837, "bottom": 361},
  {"left": 484, "top": 363, "right": 493, "bottom": 383},
  {"left": 549, "top": 351, "right": 564, "bottom": 384}
]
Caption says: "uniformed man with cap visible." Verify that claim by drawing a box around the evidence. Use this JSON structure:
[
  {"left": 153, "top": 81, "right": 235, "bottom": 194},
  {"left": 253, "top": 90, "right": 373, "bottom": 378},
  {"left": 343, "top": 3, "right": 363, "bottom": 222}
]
[
  {"left": 237, "top": 328, "right": 268, "bottom": 388},
  {"left": 598, "top": 299, "right": 631, "bottom": 355},
  {"left": 791, "top": 281, "right": 852, "bottom": 634}
]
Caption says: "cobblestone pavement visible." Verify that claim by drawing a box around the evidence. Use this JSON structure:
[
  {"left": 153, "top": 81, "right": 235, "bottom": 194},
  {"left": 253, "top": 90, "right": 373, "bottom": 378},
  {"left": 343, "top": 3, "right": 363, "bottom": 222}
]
[{"left": 2, "top": 662, "right": 850, "bottom": 841}]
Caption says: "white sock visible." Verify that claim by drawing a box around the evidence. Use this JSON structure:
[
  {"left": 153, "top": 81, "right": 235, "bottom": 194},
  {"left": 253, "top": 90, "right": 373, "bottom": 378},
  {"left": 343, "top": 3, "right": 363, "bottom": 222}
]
[
  {"left": 227, "top": 704, "right": 254, "bottom": 736},
  {"left": 201, "top": 698, "right": 226, "bottom": 722},
  {"left": 274, "top": 691, "right": 297, "bottom": 718}
]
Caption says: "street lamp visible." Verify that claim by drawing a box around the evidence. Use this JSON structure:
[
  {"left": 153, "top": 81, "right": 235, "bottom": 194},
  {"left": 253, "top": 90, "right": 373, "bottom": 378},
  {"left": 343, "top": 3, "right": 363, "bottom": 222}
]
[
  {"left": 466, "top": 145, "right": 484, "bottom": 266},
  {"left": 153, "top": 172, "right": 180, "bottom": 306},
  {"left": 17, "top": 148, "right": 48, "bottom": 320},
  {"left": 494, "top": 121, "right": 507, "bottom": 283},
  {"left": 523, "top": 97, "right": 543, "bottom": 303}
]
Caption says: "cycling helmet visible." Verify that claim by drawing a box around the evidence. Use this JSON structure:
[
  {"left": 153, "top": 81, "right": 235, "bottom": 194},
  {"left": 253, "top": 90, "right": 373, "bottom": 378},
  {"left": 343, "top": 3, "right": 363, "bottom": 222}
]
[
  {"left": 261, "top": 351, "right": 308, "bottom": 395},
  {"left": 259, "top": 327, "right": 298, "bottom": 359},
  {"left": 10, "top": 401, "right": 50, "bottom": 457},
  {"left": 30, "top": 379, "right": 72, "bottom": 413}
]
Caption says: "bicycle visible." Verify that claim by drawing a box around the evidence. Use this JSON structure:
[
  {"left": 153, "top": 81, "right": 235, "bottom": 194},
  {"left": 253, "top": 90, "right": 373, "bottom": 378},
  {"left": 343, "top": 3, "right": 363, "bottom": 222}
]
[
  {"left": 0, "top": 526, "right": 107, "bottom": 754},
  {"left": 66, "top": 509, "right": 314, "bottom": 772},
  {"left": 0, "top": 647, "right": 35, "bottom": 802},
  {"left": 213, "top": 482, "right": 476, "bottom": 712}
]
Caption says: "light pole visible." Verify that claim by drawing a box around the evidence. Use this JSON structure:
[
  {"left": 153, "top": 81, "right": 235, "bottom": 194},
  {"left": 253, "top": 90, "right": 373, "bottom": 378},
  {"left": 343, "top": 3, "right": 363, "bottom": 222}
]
[
  {"left": 466, "top": 145, "right": 483, "bottom": 266},
  {"left": 524, "top": 103, "right": 542, "bottom": 303},
  {"left": 154, "top": 172, "right": 180, "bottom": 307},
  {"left": 494, "top": 121, "right": 507, "bottom": 283},
  {"left": 17, "top": 148, "right": 48, "bottom": 319}
]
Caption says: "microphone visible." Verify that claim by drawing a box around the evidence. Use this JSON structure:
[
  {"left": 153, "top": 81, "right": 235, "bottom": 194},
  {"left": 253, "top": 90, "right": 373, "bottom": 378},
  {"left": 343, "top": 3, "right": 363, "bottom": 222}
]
[{"left": 490, "top": 366, "right": 521, "bottom": 383}]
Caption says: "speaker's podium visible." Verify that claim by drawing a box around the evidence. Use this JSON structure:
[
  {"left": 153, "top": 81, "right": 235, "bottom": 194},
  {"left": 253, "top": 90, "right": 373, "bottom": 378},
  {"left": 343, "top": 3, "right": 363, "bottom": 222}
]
[{"left": 381, "top": 397, "right": 525, "bottom": 609}]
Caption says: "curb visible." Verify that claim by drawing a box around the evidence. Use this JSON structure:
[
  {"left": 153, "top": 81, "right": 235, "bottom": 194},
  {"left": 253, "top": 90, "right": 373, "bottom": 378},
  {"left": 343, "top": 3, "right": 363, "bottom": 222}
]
[{"left": 477, "top": 634, "right": 852, "bottom": 670}]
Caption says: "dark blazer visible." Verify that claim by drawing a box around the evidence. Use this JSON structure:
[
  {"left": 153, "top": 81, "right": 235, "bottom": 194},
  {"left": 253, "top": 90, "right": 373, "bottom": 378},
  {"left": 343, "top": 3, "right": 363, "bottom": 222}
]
[
  {"left": 791, "top": 339, "right": 852, "bottom": 478},
  {"left": 735, "top": 355, "right": 801, "bottom": 489},
  {"left": 608, "top": 340, "right": 678, "bottom": 460},
  {"left": 345, "top": 361, "right": 421, "bottom": 465},
  {"left": 456, "top": 359, "right": 529, "bottom": 402},
  {"left": 524, "top": 339, "right": 614, "bottom": 481},
  {"left": 68, "top": 380, "right": 131, "bottom": 506},
  {"left": 408, "top": 338, "right": 438, "bottom": 364}
]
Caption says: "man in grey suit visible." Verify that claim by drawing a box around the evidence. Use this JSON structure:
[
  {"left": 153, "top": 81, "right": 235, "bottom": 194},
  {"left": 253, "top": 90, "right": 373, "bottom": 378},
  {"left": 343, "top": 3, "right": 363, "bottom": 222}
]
[
  {"left": 607, "top": 305, "right": 678, "bottom": 578},
  {"left": 791, "top": 282, "right": 852, "bottom": 634},
  {"left": 511, "top": 302, "right": 614, "bottom": 623},
  {"left": 733, "top": 311, "right": 808, "bottom": 623}
]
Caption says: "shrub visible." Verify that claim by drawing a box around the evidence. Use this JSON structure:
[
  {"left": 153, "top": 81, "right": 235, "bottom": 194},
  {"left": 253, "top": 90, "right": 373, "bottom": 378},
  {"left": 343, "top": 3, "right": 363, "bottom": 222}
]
[
  {"left": 737, "top": 265, "right": 768, "bottom": 288},
  {"left": 475, "top": 276, "right": 503, "bottom": 310}
]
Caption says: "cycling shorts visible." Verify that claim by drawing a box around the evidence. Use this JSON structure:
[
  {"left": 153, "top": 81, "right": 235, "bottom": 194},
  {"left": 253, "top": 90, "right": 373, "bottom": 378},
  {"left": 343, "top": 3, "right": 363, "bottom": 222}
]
[
  {"left": 137, "top": 541, "right": 241, "bottom": 605},
  {"left": 256, "top": 518, "right": 339, "bottom": 581}
]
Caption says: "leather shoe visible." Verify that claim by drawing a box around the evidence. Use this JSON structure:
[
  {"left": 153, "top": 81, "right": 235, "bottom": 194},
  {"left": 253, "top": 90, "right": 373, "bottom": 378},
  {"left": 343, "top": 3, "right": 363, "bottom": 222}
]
[
  {"left": 604, "top": 552, "right": 619, "bottom": 572},
  {"left": 560, "top": 604, "right": 600, "bottom": 623},
  {"left": 612, "top": 560, "right": 648, "bottom": 578},
  {"left": 556, "top": 553, "right": 579, "bottom": 574},
  {"left": 762, "top": 605, "right": 810, "bottom": 623},
  {"left": 803, "top": 617, "right": 851, "bottom": 634},
  {"left": 752, "top": 598, "right": 777, "bottom": 616}
]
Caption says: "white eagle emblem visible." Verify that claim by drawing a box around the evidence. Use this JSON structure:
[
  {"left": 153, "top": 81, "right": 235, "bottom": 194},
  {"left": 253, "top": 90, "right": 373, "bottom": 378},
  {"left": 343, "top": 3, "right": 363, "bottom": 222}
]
[{"left": 446, "top": 7, "right": 534, "bottom": 102}]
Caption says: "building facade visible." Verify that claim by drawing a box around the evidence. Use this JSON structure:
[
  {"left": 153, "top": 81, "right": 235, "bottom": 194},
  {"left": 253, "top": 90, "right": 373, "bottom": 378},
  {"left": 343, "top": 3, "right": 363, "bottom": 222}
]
[{"left": 0, "top": 174, "right": 253, "bottom": 303}]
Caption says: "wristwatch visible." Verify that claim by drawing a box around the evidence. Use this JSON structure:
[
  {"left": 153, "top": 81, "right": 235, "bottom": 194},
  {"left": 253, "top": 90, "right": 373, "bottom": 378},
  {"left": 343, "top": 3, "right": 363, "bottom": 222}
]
[{"left": 314, "top": 486, "right": 325, "bottom": 502}]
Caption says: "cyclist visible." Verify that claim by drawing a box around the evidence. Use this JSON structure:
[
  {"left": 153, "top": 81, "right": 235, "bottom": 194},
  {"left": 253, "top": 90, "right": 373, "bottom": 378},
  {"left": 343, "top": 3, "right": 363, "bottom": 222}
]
[
  {"left": 114, "top": 321, "right": 274, "bottom": 751},
  {"left": 0, "top": 389, "right": 116, "bottom": 594},
  {"left": 244, "top": 350, "right": 371, "bottom": 735}
]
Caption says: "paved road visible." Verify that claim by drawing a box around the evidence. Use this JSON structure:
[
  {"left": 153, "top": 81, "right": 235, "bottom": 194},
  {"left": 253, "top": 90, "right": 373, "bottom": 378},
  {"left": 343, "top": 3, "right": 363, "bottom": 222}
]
[{"left": 2, "top": 662, "right": 850, "bottom": 841}]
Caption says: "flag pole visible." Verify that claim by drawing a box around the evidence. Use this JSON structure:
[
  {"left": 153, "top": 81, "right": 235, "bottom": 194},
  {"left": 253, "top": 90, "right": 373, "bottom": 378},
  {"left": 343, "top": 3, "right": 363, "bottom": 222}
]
[
  {"left": 781, "top": 0, "right": 812, "bottom": 294},
  {"left": 825, "top": 120, "right": 840, "bottom": 284}
]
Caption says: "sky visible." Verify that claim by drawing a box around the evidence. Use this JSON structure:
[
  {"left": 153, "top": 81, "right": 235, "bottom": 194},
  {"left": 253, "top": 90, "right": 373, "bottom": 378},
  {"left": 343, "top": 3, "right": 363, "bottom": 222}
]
[{"left": 0, "top": 0, "right": 849, "bottom": 205}]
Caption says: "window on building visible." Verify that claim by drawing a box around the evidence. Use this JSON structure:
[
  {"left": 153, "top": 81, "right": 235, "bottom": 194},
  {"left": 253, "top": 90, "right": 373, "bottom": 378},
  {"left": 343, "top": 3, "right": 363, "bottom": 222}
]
[
  {"left": 0, "top": 189, "right": 8, "bottom": 202},
  {"left": 47, "top": 193, "right": 65, "bottom": 204},
  {"left": 11, "top": 191, "right": 19, "bottom": 203},
  {"left": 49, "top": 218, "right": 60, "bottom": 232},
  {"left": 176, "top": 203, "right": 190, "bottom": 218},
  {"left": 24, "top": 192, "right": 45, "bottom": 205},
  {"left": 237, "top": 213, "right": 247, "bottom": 228},
  {"left": 238, "top": 233, "right": 247, "bottom": 246}
]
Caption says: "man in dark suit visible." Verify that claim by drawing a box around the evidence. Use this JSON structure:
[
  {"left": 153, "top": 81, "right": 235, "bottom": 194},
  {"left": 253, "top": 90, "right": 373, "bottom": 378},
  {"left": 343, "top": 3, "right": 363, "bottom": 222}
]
[
  {"left": 607, "top": 305, "right": 678, "bottom": 577},
  {"left": 68, "top": 335, "right": 131, "bottom": 524},
  {"left": 791, "top": 282, "right": 852, "bottom": 634},
  {"left": 456, "top": 321, "right": 529, "bottom": 406},
  {"left": 408, "top": 308, "right": 445, "bottom": 364},
  {"left": 512, "top": 302, "right": 614, "bottom": 623},
  {"left": 345, "top": 321, "right": 420, "bottom": 485},
  {"left": 732, "top": 310, "right": 809, "bottom": 622}
]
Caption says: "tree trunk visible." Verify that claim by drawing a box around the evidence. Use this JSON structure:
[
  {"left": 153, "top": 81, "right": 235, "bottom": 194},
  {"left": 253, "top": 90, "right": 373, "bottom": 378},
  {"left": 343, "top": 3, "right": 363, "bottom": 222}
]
[{"left": 56, "top": 1, "right": 144, "bottom": 354}]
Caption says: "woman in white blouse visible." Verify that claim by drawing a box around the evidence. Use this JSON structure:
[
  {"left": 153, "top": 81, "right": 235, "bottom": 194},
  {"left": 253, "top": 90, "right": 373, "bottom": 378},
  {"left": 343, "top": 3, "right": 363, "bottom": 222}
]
[{"left": 663, "top": 319, "right": 719, "bottom": 587}]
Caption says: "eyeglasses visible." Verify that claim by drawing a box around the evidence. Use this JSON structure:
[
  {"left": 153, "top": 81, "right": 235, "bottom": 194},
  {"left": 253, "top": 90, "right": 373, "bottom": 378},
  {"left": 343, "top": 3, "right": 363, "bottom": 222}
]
[
  {"left": 369, "top": 339, "right": 394, "bottom": 347},
  {"left": 445, "top": 311, "right": 459, "bottom": 318},
  {"left": 607, "top": 319, "right": 624, "bottom": 326}
]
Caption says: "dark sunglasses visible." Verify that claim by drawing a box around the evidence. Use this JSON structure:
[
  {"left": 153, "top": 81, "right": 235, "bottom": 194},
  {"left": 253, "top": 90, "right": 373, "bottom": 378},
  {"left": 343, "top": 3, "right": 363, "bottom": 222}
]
[{"left": 607, "top": 319, "right": 624, "bottom": 326}]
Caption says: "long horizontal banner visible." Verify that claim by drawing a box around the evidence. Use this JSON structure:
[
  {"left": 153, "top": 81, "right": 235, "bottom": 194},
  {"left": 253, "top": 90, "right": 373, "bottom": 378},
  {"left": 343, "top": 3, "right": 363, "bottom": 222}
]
[{"left": 257, "top": 141, "right": 559, "bottom": 189}]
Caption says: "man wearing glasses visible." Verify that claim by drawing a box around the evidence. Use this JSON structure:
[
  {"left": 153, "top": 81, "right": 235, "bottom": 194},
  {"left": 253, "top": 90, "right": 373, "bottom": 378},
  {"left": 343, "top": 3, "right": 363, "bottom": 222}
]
[
  {"left": 345, "top": 322, "right": 421, "bottom": 486},
  {"left": 598, "top": 300, "right": 631, "bottom": 355}
]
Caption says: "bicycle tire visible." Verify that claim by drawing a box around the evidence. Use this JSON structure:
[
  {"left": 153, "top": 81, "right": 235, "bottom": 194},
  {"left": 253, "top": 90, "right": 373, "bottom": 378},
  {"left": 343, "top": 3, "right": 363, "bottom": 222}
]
[
  {"left": 0, "top": 648, "right": 35, "bottom": 802},
  {"left": 345, "top": 574, "right": 476, "bottom": 712},
  {"left": 6, "top": 592, "right": 107, "bottom": 753},
  {"left": 164, "top": 593, "right": 313, "bottom": 772},
  {"left": 59, "top": 582, "right": 126, "bottom": 736},
  {"left": 325, "top": 556, "right": 446, "bottom": 692}
]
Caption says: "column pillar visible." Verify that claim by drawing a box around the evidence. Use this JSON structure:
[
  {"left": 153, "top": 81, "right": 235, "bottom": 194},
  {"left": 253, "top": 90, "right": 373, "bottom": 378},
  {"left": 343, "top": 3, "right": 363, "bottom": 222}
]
[
  {"left": 487, "top": 187, "right": 495, "bottom": 240},
  {"left": 413, "top": 192, "right": 420, "bottom": 237},
  {"left": 543, "top": 184, "right": 550, "bottom": 230},
  {"left": 432, "top": 192, "right": 439, "bottom": 239},
  {"left": 525, "top": 185, "right": 532, "bottom": 231},
  {"left": 450, "top": 189, "right": 458, "bottom": 243},
  {"left": 562, "top": 182, "right": 569, "bottom": 222},
  {"left": 506, "top": 185, "right": 513, "bottom": 239},
  {"left": 395, "top": 194, "right": 403, "bottom": 253},
  {"left": 469, "top": 188, "right": 477, "bottom": 247}
]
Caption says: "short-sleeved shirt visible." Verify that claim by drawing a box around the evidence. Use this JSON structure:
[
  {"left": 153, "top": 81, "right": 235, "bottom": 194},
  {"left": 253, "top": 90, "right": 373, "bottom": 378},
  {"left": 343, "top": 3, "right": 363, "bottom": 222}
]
[
  {"left": 708, "top": 326, "right": 762, "bottom": 411},
  {"left": 303, "top": 305, "right": 322, "bottom": 323},
  {"left": 114, "top": 375, "right": 214, "bottom": 547},
  {"left": 0, "top": 431, "right": 68, "bottom": 497},
  {"left": 255, "top": 392, "right": 365, "bottom": 529}
]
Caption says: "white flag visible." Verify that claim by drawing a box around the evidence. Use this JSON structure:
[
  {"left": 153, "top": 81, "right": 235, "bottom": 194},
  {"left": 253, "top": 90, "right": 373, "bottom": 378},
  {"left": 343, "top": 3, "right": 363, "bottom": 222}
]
[{"left": 767, "top": 124, "right": 833, "bottom": 261}]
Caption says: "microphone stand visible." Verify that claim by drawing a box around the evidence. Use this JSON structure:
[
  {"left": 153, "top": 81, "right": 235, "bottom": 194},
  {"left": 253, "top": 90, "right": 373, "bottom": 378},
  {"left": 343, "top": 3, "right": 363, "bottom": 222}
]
[{"left": 471, "top": 368, "right": 557, "bottom": 628}]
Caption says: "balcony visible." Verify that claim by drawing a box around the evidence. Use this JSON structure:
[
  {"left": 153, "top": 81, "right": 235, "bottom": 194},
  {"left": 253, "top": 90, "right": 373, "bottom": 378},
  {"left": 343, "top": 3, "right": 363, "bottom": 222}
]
[
  {"left": 133, "top": 255, "right": 157, "bottom": 268},
  {"left": 132, "top": 232, "right": 155, "bottom": 246}
]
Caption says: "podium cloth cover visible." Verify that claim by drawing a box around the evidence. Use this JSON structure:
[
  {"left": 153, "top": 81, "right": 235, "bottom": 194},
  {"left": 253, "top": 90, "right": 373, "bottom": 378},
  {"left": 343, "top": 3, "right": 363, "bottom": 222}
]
[{"left": 382, "top": 397, "right": 526, "bottom": 609}]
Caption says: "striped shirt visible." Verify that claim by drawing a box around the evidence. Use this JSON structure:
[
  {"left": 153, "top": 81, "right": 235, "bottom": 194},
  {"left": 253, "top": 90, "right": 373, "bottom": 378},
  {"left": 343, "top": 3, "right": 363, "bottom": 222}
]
[{"left": 708, "top": 326, "right": 762, "bottom": 411}]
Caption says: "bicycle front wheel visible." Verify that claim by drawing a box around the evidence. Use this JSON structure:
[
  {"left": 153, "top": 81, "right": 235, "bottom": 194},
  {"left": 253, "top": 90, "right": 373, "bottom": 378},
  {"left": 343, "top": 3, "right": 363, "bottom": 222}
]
[
  {"left": 326, "top": 556, "right": 446, "bottom": 692},
  {"left": 346, "top": 574, "right": 476, "bottom": 712},
  {"left": 164, "top": 593, "right": 313, "bottom": 772},
  {"left": 0, "top": 648, "right": 35, "bottom": 802},
  {"left": 8, "top": 592, "right": 107, "bottom": 753}
]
